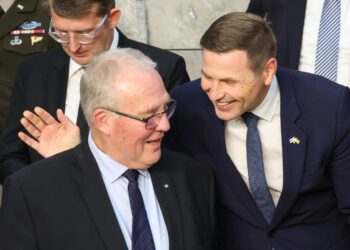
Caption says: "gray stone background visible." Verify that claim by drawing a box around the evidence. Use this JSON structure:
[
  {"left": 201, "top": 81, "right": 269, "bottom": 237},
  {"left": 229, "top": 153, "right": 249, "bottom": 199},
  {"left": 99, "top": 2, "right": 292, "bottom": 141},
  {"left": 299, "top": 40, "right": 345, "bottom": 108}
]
[
  {"left": 0, "top": 0, "right": 249, "bottom": 203},
  {"left": 116, "top": 0, "right": 249, "bottom": 79}
]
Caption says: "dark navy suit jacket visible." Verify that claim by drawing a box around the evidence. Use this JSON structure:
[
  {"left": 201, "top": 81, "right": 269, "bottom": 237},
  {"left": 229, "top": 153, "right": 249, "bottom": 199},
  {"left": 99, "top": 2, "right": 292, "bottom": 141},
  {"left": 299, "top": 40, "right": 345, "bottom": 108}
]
[
  {"left": 0, "top": 143, "right": 215, "bottom": 250},
  {"left": 247, "top": 0, "right": 307, "bottom": 69},
  {"left": 164, "top": 68, "right": 350, "bottom": 249}
]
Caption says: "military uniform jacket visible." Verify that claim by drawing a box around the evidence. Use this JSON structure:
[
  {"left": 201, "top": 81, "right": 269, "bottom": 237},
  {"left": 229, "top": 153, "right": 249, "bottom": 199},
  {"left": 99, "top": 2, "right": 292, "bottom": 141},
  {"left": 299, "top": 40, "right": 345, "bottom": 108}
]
[{"left": 0, "top": 0, "right": 58, "bottom": 134}]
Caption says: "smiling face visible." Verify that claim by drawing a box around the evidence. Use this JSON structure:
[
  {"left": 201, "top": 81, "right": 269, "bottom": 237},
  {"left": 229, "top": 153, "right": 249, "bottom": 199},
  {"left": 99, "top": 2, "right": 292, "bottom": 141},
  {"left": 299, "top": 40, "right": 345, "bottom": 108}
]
[
  {"left": 201, "top": 49, "right": 276, "bottom": 121},
  {"left": 50, "top": 4, "right": 119, "bottom": 66},
  {"left": 94, "top": 65, "right": 171, "bottom": 169}
]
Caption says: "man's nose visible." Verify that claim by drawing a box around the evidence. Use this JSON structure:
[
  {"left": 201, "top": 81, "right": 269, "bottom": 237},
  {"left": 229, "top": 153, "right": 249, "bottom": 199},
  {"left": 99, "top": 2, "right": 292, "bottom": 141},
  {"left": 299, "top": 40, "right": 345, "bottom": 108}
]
[{"left": 67, "top": 36, "right": 81, "bottom": 52}]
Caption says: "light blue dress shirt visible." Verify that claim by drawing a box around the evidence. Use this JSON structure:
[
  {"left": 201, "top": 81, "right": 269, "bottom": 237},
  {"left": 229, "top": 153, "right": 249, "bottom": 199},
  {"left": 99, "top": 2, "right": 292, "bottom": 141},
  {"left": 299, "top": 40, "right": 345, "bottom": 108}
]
[{"left": 88, "top": 134, "right": 169, "bottom": 250}]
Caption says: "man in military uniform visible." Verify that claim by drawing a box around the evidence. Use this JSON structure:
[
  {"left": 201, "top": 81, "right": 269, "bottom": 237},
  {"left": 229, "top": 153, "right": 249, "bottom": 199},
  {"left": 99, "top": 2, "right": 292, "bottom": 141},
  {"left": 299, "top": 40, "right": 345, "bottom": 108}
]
[{"left": 0, "top": 0, "right": 57, "bottom": 135}]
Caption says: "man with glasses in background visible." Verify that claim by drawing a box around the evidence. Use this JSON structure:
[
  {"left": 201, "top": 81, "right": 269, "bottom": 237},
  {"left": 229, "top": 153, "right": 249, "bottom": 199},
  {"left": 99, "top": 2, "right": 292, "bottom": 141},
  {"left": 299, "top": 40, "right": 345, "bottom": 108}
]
[
  {"left": 0, "top": 0, "right": 190, "bottom": 183},
  {"left": 0, "top": 48, "right": 215, "bottom": 250}
]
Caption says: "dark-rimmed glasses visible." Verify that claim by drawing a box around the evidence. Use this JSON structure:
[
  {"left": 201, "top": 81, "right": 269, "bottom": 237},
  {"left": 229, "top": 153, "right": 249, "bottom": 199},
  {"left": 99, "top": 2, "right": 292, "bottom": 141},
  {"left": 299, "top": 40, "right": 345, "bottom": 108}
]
[
  {"left": 104, "top": 100, "right": 177, "bottom": 130},
  {"left": 49, "top": 15, "right": 108, "bottom": 44}
]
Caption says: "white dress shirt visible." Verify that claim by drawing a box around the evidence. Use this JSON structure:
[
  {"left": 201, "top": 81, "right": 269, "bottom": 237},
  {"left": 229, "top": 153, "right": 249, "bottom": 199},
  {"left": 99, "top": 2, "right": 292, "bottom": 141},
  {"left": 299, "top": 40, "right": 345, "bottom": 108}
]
[
  {"left": 88, "top": 133, "right": 169, "bottom": 250},
  {"left": 225, "top": 77, "right": 283, "bottom": 206},
  {"left": 299, "top": 0, "right": 350, "bottom": 86},
  {"left": 65, "top": 29, "right": 119, "bottom": 123}
]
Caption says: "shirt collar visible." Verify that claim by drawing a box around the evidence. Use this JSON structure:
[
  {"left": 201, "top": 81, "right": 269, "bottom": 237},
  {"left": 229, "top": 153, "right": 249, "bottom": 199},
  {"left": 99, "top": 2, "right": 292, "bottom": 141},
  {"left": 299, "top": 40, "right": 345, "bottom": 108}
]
[
  {"left": 0, "top": 0, "right": 15, "bottom": 12},
  {"left": 88, "top": 133, "right": 149, "bottom": 184},
  {"left": 251, "top": 75, "right": 280, "bottom": 122}
]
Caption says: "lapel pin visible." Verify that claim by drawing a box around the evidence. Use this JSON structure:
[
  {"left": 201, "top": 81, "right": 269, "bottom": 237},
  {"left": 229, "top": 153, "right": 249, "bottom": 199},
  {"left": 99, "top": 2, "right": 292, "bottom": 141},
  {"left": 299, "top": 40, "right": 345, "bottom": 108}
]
[
  {"left": 289, "top": 137, "right": 300, "bottom": 144},
  {"left": 164, "top": 184, "right": 169, "bottom": 188},
  {"left": 17, "top": 4, "right": 24, "bottom": 10},
  {"left": 31, "top": 36, "right": 43, "bottom": 45}
]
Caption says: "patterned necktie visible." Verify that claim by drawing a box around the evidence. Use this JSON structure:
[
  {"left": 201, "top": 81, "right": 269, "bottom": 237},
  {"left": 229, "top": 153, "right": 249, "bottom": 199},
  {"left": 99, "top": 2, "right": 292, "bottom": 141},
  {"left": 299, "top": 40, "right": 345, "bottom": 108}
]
[
  {"left": 242, "top": 113, "right": 275, "bottom": 223},
  {"left": 123, "top": 170, "right": 155, "bottom": 250},
  {"left": 315, "top": 0, "right": 341, "bottom": 82}
]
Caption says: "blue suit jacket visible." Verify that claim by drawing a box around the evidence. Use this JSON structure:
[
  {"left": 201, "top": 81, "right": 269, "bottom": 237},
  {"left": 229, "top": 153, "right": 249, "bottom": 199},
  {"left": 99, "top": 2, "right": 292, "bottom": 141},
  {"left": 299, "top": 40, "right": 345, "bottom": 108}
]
[
  {"left": 163, "top": 68, "right": 350, "bottom": 249},
  {"left": 247, "top": 0, "right": 307, "bottom": 69}
]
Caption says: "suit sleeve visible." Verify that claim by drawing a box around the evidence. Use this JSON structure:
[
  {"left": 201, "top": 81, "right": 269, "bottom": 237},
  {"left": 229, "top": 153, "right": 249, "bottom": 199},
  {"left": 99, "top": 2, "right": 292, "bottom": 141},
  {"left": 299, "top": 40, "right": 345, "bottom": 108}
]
[
  {"left": 0, "top": 66, "right": 31, "bottom": 184},
  {"left": 0, "top": 176, "right": 38, "bottom": 249},
  {"left": 163, "top": 55, "right": 190, "bottom": 92},
  {"left": 330, "top": 87, "right": 350, "bottom": 224}
]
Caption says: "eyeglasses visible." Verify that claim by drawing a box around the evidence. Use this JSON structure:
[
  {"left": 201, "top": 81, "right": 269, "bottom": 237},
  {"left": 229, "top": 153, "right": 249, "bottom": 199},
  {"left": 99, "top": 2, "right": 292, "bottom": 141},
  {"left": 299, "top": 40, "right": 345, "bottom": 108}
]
[
  {"left": 104, "top": 100, "right": 177, "bottom": 130},
  {"left": 49, "top": 15, "right": 108, "bottom": 45}
]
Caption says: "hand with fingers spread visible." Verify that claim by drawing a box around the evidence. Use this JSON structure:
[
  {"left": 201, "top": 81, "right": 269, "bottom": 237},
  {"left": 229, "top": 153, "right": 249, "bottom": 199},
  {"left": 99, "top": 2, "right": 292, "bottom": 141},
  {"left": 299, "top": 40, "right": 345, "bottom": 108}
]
[{"left": 18, "top": 107, "right": 81, "bottom": 158}]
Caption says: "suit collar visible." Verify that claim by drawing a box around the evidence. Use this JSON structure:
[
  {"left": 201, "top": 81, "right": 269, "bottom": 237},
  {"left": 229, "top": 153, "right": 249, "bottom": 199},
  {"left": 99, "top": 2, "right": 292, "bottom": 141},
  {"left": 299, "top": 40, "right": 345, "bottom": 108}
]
[
  {"left": 76, "top": 142, "right": 128, "bottom": 250},
  {"left": 150, "top": 154, "right": 184, "bottom": 250},
  {"left": 116, "top": 28, "right": 131, "bottom": 48},
  {"left": 76, "top": 142, "right": 184, "bottom": 250},
  {"left": 47, "top": 48, "right": 69, "bottom": 115},
  {"left": 270, "top": 68, "right": 307, "bottom": 227},
  {"left": 0, "top": 0, "right": 38, "bottom": 37}
]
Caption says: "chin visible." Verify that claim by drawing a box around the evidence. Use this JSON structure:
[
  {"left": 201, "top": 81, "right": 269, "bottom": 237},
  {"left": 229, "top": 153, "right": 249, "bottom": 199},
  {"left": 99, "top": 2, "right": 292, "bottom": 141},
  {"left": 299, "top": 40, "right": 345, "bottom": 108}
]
[
  {"left": 146, "top": 151, "right": 162, "bottom": 167},
  {"left": 215, "top": 110, "right": 237, "bottom": 121}
]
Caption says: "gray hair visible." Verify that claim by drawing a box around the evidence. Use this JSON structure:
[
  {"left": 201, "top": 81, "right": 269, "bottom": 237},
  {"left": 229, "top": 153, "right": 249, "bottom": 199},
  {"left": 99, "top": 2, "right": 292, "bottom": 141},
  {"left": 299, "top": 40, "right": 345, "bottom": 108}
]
[{"left": 80, "top": 48, "right": 157, "bottom": 127}]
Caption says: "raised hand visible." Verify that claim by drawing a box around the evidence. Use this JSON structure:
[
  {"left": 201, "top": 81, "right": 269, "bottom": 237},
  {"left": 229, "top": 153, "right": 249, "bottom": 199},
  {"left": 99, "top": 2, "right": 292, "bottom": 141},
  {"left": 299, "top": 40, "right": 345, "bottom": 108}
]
[{"left": 18, "top": 107, "right": 81, "bottom": 158}]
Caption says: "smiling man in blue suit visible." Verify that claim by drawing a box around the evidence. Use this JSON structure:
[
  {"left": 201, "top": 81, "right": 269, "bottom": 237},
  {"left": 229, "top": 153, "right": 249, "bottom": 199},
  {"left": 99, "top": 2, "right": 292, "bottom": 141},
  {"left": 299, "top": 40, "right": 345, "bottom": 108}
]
[{"left": 163, "top": 12, "right": 350, "bottom": 249}]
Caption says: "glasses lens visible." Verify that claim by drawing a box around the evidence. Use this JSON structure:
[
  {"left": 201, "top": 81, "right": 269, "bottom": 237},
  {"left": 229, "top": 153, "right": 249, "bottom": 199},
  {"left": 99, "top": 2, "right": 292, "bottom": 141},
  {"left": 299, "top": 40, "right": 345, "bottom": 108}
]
[
  {"left": 144, "top": 100, "right": 177, "bottom": 130},
  {"left": 75, "top": 34, "right": 94, "bottom": 44},
  {"left": 165, "top": 101, "right": 176, "bottom": 119},
  {"left": 145, "top": 113, "right": 163, "bottom": 130},
  {"left": 50, "top": 32, "right": 68, "bottom": 44}
]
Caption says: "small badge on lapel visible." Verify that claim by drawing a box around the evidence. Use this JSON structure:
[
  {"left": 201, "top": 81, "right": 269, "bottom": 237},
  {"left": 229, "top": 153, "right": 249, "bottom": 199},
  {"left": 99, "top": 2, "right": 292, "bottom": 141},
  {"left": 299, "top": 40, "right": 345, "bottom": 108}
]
[
  {"left": 289, "top": 137, "right": 300, "bottom": 144},
  {"left": 17, "top": 4, "right": 24, "bottom": 10}
]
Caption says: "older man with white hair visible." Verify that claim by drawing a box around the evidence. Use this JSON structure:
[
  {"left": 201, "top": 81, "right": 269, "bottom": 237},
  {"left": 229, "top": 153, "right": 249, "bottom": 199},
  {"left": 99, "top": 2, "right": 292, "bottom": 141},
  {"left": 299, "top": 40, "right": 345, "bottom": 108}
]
[{"left": 0, "top": 48, "right": 215, "bottom": 250}]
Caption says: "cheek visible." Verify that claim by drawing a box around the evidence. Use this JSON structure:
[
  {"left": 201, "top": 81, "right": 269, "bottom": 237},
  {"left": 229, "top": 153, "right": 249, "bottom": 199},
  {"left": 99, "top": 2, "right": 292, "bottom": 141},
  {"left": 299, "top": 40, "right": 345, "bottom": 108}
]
[{"left": 200, "top": 78, "right": 211, "bottom": 92}]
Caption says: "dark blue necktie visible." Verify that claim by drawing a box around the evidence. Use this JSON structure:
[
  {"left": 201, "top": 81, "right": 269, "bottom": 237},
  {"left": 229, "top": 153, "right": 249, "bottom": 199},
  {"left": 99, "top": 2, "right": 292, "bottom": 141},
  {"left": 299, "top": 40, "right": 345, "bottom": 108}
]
[
  {"left": 315, "top": 0, "right": 341, "bottom": 82},
  {"left": 123, "top": 170, "right": 155, "bottom": 250},
  {"left": 242, "top": 113, "right": 275, "bottom": 223}
]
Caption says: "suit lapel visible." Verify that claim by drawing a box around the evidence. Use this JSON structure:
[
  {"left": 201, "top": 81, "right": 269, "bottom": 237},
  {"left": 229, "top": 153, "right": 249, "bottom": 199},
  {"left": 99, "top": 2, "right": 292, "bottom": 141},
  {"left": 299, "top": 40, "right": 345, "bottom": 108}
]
[
  {"left": 47, "top": 48, "right": 69, "bottom": 115},
  {"left": 76, "top": 142, "right": 128, "bottom": 250},
  {"left": 0, "top": 0, "right": 37, "bottom": 37},
  {"left": 205, "top": 105, "right": 268, "bottom": 227},
  {"left": 150, "top": 164, "right": 183, "bottom": 250},
  {"left": 287, "top": 0, "right": 307, "bottom": 68},
  {"left": 270, "top": 69, "right": 307, "bottom": 228},
  {"left": 116, "top": 28, "right": 130, "bottom": 48}
]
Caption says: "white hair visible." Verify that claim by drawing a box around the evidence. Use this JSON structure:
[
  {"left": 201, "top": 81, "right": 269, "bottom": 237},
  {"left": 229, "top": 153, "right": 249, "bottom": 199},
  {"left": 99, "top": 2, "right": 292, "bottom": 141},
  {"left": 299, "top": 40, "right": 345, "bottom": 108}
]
[{"left": 80, "top": 48, "right": 157, "bottom": 127}]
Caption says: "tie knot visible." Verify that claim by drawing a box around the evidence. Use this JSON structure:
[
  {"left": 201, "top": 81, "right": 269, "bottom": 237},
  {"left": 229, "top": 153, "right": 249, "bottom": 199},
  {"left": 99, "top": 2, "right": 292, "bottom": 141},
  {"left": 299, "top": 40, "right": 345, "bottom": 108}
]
[
  {"left": 123, "top": 169, "right": 139, "bottom": 183},
  {"left": 242, "top": 112, "right": 259, "bottom": 128}
]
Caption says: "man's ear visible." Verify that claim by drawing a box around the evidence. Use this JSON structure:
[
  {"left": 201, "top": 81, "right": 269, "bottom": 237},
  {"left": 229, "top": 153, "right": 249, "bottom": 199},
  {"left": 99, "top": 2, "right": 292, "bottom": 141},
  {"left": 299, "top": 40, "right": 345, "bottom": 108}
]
[
  {"left": 92, "top": 108, "right": 112, "bottom": 135},
  {"left": 263, "top": 57, "right": 277, "bottom": 87},
  {"left": 107, "top": 8, "right": 121, "bottom": 28}
]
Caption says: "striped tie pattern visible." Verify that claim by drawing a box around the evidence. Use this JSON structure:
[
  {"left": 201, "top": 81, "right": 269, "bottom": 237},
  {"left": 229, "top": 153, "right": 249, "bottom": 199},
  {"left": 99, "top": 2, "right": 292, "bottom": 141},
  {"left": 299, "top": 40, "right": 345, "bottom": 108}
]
[{"left": 315, "top": 0, "right": 341, "bottom": 82}]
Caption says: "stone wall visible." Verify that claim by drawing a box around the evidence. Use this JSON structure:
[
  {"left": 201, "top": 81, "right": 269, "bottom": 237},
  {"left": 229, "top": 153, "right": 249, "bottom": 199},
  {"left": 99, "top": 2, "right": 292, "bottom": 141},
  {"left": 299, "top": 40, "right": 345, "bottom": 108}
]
[{"left": 117, "top": 0, "right": 249, "bottom": 79}]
